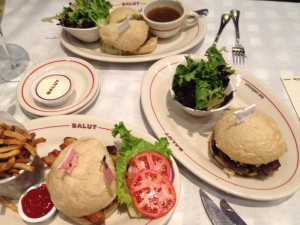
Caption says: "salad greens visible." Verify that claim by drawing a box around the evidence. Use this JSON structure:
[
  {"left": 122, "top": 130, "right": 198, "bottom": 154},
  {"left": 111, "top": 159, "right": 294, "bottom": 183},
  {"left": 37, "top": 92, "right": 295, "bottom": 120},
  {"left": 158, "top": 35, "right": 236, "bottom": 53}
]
[
  {"left": 172, "top": 45, "right": 235, "bottom": 110},
  {"left": 41, "top": 0, "right": 112, "bottom": 28},
  {"left": 112, "top": 122, "right": 172, "bottom": 207}
]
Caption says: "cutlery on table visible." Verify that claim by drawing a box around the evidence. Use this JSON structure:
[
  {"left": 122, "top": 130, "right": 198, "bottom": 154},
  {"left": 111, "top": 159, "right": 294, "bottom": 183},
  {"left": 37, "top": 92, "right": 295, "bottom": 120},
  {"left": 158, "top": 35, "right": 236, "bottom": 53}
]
[
  {"left": 206, "top": 13, "right": 231, "bottom": 54},
  {"left": 220, "top": 199, "right": 247, "bottom": 225},
  {"left": 230, "top": 9, "right": 246, "bottom": 65},
  {"left": 195, "top": 8, "right": 209, "bottom": 17},
  {"left": 200, "top": 189, "right": 246, "bottom": 225}
]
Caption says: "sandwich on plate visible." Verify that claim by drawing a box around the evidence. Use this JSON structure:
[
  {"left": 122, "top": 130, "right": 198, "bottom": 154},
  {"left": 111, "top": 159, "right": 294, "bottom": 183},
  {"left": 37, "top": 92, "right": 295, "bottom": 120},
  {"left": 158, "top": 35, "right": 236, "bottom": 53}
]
[
  {"left": 46, "top": 137, "right": 117, "bottom": 225},
  {"left": 209, "top": 107, "right": 288, "bottom": 177}
]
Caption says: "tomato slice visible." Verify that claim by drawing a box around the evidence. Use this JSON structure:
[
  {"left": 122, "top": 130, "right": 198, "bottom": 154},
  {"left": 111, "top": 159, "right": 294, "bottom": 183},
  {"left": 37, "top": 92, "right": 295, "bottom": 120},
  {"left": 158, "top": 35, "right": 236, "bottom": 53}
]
[
  {"left": 129, "top": 169, "right": 176, "bottom": 218},
  {"left": 126, "top": 151, "right": 171, "bottom": 185}
]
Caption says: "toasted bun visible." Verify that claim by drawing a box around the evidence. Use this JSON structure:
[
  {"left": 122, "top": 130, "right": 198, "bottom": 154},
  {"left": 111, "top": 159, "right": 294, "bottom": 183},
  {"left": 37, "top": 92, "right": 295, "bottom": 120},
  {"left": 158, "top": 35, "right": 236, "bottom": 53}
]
[
  {"left": 213, "top": 108, "right": 287, "bottom": 164},
  {"left": 109, "top": 7, "right": 142, "bottom": 24},
  {"left": 100, "top": 20, "right": 149, "bottom": 52},
  {"left": 45, "top": 137, "right": 117, "bottom": 218}
]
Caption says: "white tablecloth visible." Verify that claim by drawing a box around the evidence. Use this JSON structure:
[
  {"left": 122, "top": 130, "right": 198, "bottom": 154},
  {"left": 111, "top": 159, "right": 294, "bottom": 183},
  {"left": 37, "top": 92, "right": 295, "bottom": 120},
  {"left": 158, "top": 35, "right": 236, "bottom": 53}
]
[{"left": 1, "top": 0, "right": 300, "bottom": 224}]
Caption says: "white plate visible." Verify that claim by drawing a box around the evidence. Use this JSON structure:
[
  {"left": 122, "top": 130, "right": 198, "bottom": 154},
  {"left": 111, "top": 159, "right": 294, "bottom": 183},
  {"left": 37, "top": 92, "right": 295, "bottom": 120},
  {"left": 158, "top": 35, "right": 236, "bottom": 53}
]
[
  {"left": 17, "top": 57, "right": 99, "bottom": 117},
  {"left": 22, "top": 82, "right": 100, "bottom": 118},
  {"left": 3, "top": 115, "right": 180, "bottom": 225},
  {"left": 60, "top": 0, "right": 207, "bottom": 63},
  {"left": 141, "top": 54, "right": 300, "bottom": 201}
]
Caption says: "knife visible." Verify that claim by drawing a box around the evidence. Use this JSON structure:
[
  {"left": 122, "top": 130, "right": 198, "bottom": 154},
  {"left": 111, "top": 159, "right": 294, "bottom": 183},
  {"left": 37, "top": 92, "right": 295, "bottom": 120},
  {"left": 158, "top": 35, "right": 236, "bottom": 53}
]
[
  {"left": 220, "top": 199, "right": 247, "bottom": 225},
  {"left": 199, "top": 189, "right": 235, "bottom": 225}
]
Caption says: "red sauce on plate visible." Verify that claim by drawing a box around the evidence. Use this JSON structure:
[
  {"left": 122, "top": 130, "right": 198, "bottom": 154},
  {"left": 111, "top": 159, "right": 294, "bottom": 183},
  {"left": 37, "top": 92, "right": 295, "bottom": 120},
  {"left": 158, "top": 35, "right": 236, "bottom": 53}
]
[{"left": 21, "top": 184, "right": 54, "bottom": 218}]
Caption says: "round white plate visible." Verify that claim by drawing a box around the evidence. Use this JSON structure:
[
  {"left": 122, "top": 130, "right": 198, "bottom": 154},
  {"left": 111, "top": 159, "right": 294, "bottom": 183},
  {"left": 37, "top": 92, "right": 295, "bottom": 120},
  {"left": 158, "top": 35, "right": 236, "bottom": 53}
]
[
  {"left": 141, "top": 54, "right": 300, "bottom": 201},
  {"left": 22, "top": 82, "right": 100, "bottom": 119},
  {"left": 3, "top": 115, "right": 180, "bottom": 225},
  {"left": 17, "top": 57, "right": 99, "bottom": 117},
  {"left": 60, "top": 0, "right": 207, "bottom": 63}
]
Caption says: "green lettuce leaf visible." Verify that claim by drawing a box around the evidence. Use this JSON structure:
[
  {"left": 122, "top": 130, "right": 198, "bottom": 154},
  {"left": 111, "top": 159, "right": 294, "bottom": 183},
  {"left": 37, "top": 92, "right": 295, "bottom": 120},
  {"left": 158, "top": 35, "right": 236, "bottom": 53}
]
[
  {"left": 41, "top": 0, "right": 112, "bottom": 28},
  {"left": 172, "top": 45, "right": 235, "bottom": 110}
]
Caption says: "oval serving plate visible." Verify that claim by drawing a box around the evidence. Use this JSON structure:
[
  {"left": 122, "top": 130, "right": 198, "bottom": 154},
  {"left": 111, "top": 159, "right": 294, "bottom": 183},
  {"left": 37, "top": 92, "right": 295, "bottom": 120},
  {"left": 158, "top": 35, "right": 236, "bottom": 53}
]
[
  {"left": 60, "top": 0, "right": 207, "bottom": 63},
  {"left": 2, "top": 115, "right": 180, "bottom": 225},
  {"left": 141, "top": 54, "right": 300, "bottom": 201}
]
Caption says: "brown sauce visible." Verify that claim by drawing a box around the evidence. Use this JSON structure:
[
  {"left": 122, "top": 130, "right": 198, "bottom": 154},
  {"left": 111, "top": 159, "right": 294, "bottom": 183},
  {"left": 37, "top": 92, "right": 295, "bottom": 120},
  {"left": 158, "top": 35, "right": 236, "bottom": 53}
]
[{"left": 147, "top": 6, "right": 181, "bottom": 23}]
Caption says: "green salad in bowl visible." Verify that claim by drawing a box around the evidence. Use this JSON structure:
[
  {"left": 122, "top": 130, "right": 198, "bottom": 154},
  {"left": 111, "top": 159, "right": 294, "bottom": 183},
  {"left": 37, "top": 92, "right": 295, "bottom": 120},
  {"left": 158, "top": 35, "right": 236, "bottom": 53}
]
[
  {"left": 42, "top": 0, "right": 112, "bottom": 42},
  {"left": 171, "top": 46, "right": 235, "bottom": 116}
]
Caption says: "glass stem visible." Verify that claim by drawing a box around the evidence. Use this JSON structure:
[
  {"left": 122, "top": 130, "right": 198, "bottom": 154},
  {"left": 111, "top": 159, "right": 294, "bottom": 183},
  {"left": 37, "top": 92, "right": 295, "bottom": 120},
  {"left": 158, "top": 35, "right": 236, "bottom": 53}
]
[{"left": 0, "top": 25, "right": 17, "bottom": 68}]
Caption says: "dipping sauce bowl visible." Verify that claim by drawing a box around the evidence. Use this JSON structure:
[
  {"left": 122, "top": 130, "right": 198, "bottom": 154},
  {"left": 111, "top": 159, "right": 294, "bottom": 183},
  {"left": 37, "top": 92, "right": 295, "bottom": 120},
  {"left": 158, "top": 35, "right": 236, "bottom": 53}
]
[{"left": 18, "top": 183, "right": 56, "bottom": 223}]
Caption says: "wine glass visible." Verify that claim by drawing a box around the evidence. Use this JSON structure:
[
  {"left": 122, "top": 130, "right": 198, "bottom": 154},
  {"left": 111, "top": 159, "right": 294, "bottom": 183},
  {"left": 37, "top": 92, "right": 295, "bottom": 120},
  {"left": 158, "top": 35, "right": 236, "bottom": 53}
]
[{"left": 0, "top": 0, "right": 30, "bottom": 83}]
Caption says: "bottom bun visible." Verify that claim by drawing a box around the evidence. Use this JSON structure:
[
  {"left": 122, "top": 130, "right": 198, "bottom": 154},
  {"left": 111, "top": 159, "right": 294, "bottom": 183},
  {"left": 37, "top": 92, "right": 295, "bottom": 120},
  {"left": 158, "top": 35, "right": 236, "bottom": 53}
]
[
  {"left": 66, "top": 199, "right": 118, "bottom": 225},
  {"left": 209, "top": 132, "right": 281, "bottom": 177}
]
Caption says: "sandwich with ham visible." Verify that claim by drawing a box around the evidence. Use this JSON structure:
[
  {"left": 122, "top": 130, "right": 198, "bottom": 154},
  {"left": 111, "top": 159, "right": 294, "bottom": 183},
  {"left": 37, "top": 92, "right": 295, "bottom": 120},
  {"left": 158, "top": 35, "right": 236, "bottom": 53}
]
[
  {"left": 45, "top": 137, "right": 117, "bottom": 225},
  {"left": 209, "top": 107, "right": 288, "bottom": 177}
]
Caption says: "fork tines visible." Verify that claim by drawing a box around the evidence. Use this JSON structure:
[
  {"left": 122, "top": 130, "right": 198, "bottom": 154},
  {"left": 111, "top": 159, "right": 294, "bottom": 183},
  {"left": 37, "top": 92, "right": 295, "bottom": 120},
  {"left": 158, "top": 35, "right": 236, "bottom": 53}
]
[{"left": 232, "top": 45, "right": 246, "bottom": 65}]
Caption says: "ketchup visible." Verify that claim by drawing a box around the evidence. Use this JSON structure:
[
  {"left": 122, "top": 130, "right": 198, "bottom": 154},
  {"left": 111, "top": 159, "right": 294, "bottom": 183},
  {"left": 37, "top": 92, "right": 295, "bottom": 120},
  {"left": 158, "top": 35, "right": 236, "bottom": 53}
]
[{"left": 21, "top": 184, "right": 54, "bottom": 218}]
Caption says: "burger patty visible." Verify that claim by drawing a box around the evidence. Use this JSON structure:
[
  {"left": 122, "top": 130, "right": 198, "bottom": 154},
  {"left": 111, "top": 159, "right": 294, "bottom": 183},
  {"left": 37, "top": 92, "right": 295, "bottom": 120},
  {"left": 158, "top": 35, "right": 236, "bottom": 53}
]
[
  {"left": 211, "top": 139, "right": 281, "bottom": 177},
  {"left": 84, "top": 210, "right": 105, "bottom": 225}
]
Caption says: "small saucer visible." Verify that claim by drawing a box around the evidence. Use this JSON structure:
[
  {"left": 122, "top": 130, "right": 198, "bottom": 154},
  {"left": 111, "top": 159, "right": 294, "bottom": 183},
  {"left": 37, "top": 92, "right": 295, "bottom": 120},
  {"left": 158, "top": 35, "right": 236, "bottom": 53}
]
[{"left": 17, "top": 57, "right": 99, "bottom": 117}]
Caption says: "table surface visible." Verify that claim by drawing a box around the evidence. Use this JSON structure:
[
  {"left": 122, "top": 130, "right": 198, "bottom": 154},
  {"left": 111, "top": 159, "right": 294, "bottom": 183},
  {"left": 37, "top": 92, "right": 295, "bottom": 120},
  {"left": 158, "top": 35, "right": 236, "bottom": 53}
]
[{"left": 1, "top": 0, "right": 300, "bottom": 224}]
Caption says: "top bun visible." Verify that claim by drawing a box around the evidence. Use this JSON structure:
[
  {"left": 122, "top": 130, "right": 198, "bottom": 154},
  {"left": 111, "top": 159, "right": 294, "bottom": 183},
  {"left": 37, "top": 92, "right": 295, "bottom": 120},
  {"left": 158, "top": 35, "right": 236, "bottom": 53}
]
[
  {"left": 213, "top": 108, "right": 287, "bottom": 164},
  {"left": 100, "top": 20, "right": 149, "bottom": 52},
  {"left": 45, "top": 137, "right": 116, "bottom": 218},
  {"left": 109, "top": 7, "right": 142, "bottom": 24}
]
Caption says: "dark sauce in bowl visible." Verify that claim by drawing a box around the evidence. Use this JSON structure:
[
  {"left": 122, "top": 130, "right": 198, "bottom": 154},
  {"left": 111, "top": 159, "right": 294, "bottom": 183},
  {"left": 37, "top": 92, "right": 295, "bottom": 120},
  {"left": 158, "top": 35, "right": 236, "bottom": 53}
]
[{"left": 147, "top": 6, "right": 181, "bottom": 22}]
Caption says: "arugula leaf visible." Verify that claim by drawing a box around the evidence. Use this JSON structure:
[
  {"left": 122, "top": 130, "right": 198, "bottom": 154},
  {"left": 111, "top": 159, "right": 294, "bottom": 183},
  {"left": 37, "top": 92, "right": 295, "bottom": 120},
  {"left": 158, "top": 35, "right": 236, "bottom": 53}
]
[
  {"left": 41, "top": 0, "right": 112, "bottom": 28},
  {"left": 111, "top": 122, "right": 172, "bottom": 207},
  {"left": 172, "top": 45, "right": 235, "bottom": 110}
]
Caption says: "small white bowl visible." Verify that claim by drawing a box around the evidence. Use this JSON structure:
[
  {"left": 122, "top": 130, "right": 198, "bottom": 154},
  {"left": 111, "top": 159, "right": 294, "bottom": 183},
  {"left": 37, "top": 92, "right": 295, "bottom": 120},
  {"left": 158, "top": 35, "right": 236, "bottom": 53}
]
[
  {"left": 63, "top": 26, "right": 100, "bottom": 42},
  {"left": 31, "top": 74, "right": 74, "bottom": 107},
  {"left": 18, "top": 183, "right": 56, "bottom": 223},
  {"left": 170, "top": 61, "right": 235, "bottom": 117}
]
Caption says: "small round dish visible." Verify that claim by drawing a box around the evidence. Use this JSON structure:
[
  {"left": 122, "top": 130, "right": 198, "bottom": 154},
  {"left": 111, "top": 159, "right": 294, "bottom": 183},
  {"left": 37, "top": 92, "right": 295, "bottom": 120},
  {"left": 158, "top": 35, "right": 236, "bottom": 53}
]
[
  {"left": 62, "top": 26, "right": 100, "bottom": 42},
  {"left": 18, "top": 183, "right": 56, "bottom": 223},
  {"left": 31, "top": 74, "right": 74, "bottom": 107},
  {"left": 169, "top": 59, "right": 235, "bottom": 117}
]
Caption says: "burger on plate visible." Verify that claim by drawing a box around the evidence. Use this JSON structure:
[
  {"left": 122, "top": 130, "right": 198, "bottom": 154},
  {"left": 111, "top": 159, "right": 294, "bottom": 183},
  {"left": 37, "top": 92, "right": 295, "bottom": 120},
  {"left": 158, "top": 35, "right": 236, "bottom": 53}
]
[
  {"left": 209, "top": 108, "right": 288, "bottom": 177},
  {"left": 45, "top": 137, "right": 117, "bottom": 225},
  {"left": 100, "top": 7, "right": 157, "bottom": 55}
]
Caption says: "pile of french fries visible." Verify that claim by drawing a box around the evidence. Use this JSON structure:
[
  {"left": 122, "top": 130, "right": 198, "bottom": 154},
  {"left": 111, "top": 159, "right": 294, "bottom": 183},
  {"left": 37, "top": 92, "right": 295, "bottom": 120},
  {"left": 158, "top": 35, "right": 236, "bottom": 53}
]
[{"left": 0, "top": 122, "right": 46, "bottom": 179}]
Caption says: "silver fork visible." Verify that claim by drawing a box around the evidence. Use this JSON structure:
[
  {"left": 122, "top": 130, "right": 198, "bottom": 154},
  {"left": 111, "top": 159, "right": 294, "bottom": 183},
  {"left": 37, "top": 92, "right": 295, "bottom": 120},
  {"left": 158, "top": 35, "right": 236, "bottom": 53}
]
[
  {"left": 230, "top": 9, "right": 246, "bottom": 65},
  {"left": 206, "top": 13, "right": 231, "bottom": 55}
]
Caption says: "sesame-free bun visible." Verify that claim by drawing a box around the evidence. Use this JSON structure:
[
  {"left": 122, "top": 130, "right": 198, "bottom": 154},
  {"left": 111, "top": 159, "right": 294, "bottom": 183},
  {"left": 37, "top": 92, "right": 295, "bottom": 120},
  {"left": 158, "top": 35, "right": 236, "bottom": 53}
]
[
  {"left": 100, "top": 20, "right": 149, "bottom": 52},
  {"left": 109, "top": 7, "right": 142, "bottom": 24},
  {"left": 45, "top": 137, "right": 117, "bottom": 220},
  {"left": 213, "top": 108, "right": 287, "bottom": 165}
]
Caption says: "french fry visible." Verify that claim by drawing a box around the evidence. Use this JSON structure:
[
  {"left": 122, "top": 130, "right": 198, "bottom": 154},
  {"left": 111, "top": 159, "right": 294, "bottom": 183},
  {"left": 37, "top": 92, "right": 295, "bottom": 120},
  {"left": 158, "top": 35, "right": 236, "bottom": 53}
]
[
  {"left": 0, "top": 145, "right": 21, "bottom": 154},
  {"left": 0, "top": 157, "right": 15, "bottom": 173},
  {"left": 14, "top": 126, "right": 33, "bottom": 139},
  {"left": 23, "top": 142, "right": 36, "bottom": 157},
  {"left": 15, "top": 158, "right": 31, "bottom": 164},
  {"left": 0, "top": 149, "right": 21, "bottom": 159},
  {"left": 0, "top": 196, "right": 18, "bottom": 213},
  {"left": 3, "top": 139, "right": 23, "bottom": 146},
  {"left": 3, "top": 130, "right": 28, "bottom": 142},
  {"left": 13, "top": 163, "right": 34, "bottom": 172}
]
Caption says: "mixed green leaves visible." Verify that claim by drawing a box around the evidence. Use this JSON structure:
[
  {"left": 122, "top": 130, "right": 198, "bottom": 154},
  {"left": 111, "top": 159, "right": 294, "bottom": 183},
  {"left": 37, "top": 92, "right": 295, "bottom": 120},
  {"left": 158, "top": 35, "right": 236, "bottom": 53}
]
[
  {"left": 172, "top": 45, "right": 235, "bottom": 110},
  {"left": 111, "top": 122, "right": 172, "bottom": 206},
  {"left": 41, "top": 0, "right": 112, "bottom": 28}
]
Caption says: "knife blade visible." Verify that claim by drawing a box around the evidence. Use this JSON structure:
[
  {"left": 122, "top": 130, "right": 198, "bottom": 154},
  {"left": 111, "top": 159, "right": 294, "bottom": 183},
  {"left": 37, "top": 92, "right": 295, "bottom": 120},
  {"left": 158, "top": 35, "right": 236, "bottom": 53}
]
[
  {"left": 220, "top": 199, "right": 247, "bottom": 225},
  {"left": 199, "top": 189, "right": 235, "bottom": 225}
]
